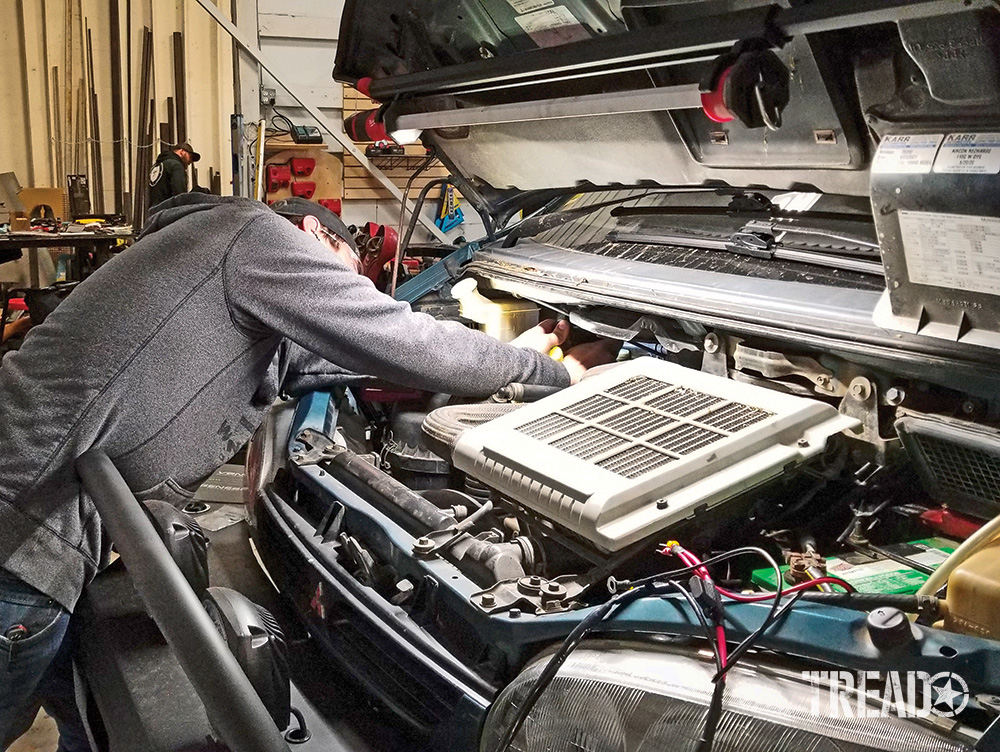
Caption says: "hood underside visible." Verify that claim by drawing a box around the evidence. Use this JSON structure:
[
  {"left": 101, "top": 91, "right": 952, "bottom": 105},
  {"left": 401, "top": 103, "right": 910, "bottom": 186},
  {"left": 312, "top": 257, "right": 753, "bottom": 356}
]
[{"left": 335, "top": 1, "right": 1000, "bottom": 199}]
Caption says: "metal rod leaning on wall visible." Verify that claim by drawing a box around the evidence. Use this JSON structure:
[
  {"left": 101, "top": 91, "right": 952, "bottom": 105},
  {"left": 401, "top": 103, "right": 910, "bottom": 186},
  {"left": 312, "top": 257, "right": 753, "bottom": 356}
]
[
  {"left": 132, "top": 27, "right": 153, "bottom": 230},
  {"left": 109, "top": 0, "right": 125, "bottom": 215},
  {"left": 85, "top": 26, "right": 105, "bottom": 214},
  {"left": 190, "top": 0, "right": 450, "bottom": 244}
]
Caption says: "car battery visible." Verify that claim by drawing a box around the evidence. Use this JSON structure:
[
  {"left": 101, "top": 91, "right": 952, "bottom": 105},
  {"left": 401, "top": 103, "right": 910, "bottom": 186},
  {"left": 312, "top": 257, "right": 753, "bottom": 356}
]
[
  {"left": 751, "top": 538, "right": 958, "bottom": 595},
  {"left": 871, "top": 131, "right": 1000, "bottom": 349}
]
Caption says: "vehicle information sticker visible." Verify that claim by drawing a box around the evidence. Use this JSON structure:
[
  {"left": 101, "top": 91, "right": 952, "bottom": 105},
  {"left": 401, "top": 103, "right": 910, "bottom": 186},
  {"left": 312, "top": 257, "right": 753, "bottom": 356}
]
[
  {"left": 933, "top": 133, "right": 1000, "bottom": 174},
  {"left": 899, "top": 210, "right": 1000, "bottom": 295},
  {"left": 872, "top": 134, "right": 943, "bottom": 174},
  {"left": 507, "top": 0, "right": 554, "bottom": 14},
  {"left": 515, "top": 6, "right": 590, "bottom": 47}
]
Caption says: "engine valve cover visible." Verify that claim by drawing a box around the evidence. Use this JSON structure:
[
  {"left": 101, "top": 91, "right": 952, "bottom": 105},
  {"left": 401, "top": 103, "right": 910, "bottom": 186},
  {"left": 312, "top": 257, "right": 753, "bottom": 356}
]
[{"left": 452, "top": 359, "right": 857, "bottom": 552}]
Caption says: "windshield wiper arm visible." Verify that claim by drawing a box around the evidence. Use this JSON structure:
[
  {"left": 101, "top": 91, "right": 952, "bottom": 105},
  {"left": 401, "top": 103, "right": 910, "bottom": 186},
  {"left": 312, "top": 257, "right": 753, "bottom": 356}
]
[
  {"left": 609, "top": 223, "right": 885, "bottom": 276},
  {"left": 610, "top": 191, "right": 873, "bottom": 224}
]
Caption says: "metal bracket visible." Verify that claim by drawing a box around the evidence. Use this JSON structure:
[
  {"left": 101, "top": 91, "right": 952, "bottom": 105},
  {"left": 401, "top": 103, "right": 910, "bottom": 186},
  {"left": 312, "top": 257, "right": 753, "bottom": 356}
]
[
  {"left": 734, "top": 344, "right": 843, "bottom": 397},
  {"left": 473, "top": 575, "right": 586, "bottom": 616},
  {"left": 290, "top": 429, "right": 340, "bottom": 466}
]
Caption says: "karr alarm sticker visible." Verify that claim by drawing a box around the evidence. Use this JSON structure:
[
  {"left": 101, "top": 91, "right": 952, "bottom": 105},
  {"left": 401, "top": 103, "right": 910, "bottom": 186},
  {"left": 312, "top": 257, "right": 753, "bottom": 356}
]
[
  {"left": 899, "top": 210, "right": 1000, "bottom": 296},
  {"left": 515, "top": 6, "right": 590, "bottom": 47},
  {"left": 506, "top": 0, "right": 554, "bottom": 13},
  {"left": 872, "top": 134, "right": 943, "bottom": 174},
  {"left": 934, "top": 133, "right": 1000, "bottom": 175}
]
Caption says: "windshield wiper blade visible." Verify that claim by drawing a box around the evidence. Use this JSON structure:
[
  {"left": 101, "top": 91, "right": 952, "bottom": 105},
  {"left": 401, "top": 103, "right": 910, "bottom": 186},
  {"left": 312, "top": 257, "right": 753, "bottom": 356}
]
[
  {"left": 608, "top": 225, "right": 885, "bottom": 276},
  {"left": 610, "top": 190, "right": 873, "bottom": 224}
]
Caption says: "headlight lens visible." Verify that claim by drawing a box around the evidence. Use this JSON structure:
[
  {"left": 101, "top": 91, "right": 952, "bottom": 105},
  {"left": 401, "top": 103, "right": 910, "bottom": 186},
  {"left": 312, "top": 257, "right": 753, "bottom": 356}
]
[{"left": 480, "top": 642, "right": 974, "bottom": 752}]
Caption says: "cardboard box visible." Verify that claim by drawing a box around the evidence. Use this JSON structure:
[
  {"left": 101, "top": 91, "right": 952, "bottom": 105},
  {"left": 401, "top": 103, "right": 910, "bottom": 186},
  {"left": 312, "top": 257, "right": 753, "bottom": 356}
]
[{"left": 17, "top": 188, "right": 67, "bottom": 221}]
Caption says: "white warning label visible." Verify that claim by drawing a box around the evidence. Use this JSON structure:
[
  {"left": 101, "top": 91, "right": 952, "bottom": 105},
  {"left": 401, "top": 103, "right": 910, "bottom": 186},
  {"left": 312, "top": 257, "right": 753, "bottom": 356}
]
[
  {"left": 900, "top": 210, "right": 1000, "bottom": 296},
  {"left": 872, "top": 134, "right": 943, "bottom": 174},
  {"left": 507, "top": 0, "right": 554, "bottom": 13},
  {"left": 515, "top": 6, "right": 590, "bottom": 47},
  {"left": 933, "top": 133, "right": 1000, "bottom": 175}
]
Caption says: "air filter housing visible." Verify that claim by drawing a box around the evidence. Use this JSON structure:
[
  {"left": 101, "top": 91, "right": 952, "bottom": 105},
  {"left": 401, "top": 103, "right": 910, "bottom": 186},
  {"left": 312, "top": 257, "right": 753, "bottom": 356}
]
[{"left": 452, "top": 359, "right": 857, "bottom": 552}]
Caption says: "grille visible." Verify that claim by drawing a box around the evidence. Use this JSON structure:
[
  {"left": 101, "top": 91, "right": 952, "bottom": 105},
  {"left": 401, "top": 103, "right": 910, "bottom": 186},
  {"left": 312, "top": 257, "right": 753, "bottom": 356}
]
[
  {"left": 651, "top": 423, "right": 725, "bottom": 455},
  {"left": 518, "top": 375, "right": 776, "bottom": 478},
  {"left": 606, "top": 376, "right": 669, "bottom": 401},
  {"left": 645, "top": 388, "right": 723, "bottom": 417},
  {"left": 600, "top": 408, "right": 668, "bottom": 438},
  {"left": 597, "top": 445, "right": 675, "bottom": 479},
  {"left": 518, "top": 413, "right": 580, "bottom": 440},
  {"left": 563, "top": 394, "right": 627, "bottom": 420},
  {"left": 549, "top": 426, "right": 626, "bottom": 460},
  {"left": 700, "top": 402, "right": 773, "bottom": 433},
  {"left": 916, "top": 433, "right": 1000, "bottom": 505}
]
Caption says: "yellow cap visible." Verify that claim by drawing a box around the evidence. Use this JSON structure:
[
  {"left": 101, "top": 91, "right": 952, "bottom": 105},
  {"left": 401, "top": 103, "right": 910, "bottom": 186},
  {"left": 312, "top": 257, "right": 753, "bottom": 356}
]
[{"left": 548, "top": 346, "right": 564, "bottom": 361}]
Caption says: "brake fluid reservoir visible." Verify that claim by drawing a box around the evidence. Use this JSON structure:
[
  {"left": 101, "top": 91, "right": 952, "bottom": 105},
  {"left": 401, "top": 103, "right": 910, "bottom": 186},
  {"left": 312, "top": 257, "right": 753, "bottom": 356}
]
[
  {"left": 944, "top": 539, "right": 1000, "bottom": 639},
  {"left": 450, "top": 278, "right": 539, "bottom": 343}
]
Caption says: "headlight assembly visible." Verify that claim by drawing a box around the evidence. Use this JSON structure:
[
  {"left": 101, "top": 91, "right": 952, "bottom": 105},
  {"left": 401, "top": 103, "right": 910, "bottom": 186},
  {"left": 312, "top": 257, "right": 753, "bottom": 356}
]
[{"left": 480, "top": 641, "right": 975, "bottom": 752}]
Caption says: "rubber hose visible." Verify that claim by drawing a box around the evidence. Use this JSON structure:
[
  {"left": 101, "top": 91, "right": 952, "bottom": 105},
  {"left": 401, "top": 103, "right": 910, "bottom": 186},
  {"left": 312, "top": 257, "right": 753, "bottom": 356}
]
[
  {"left": 796, "top": 591, "right": 941, "bottom": 616},
  {"left": 421, "top": 403, "right": 524, "bottom": 461},
  {"left": 916, "top": 512, "right": 1000, "bottom": 596}
]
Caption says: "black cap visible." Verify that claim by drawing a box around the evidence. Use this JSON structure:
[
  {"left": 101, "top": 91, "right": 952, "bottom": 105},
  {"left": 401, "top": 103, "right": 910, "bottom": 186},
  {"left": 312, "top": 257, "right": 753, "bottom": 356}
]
[
  {"left": 174, "top": 142, "right": 201, "bottom": 162},
  {"left": 271, "top": 197, "right": 357, "bottom": 252}
]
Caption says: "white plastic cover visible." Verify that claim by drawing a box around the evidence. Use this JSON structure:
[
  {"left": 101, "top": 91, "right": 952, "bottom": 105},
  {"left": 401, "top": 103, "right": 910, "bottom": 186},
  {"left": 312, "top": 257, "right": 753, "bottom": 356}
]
[{"left": 452, "top": 358, "right": 858, "bottom": 551}]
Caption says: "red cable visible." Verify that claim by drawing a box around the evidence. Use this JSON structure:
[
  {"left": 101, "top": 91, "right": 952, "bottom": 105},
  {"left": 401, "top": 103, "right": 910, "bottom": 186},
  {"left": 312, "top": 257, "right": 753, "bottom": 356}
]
[
  {"left": 715, "top": 625, "right": 728, "bottom": 668},
  {"left": 718, "top": 577, "right": 855, "bottom": 602}
]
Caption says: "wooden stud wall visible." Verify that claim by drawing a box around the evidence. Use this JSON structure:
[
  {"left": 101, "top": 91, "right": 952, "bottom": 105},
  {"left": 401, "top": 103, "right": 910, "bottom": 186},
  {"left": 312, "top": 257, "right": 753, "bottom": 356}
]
[{"left": 0, "top": 0, "right": 238, "bottom": 217}]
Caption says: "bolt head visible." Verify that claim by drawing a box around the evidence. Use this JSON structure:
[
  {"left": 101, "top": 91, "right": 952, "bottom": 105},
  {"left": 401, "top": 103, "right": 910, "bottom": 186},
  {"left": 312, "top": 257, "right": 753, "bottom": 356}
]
[
  {"left": 481, "top": 593, "right": 496, "bottom": 607},
  {"left": 529, "top": 575, "right": 542, "bottom": 586},
  {"left": 703, "top": 334, "right": 720, "bottom": 354},
  {"left": 797, "top": 438, "right": 810, "bottom": 448},
  {"left": 509, "top": 608, "right": 521, "bottom": 619}
]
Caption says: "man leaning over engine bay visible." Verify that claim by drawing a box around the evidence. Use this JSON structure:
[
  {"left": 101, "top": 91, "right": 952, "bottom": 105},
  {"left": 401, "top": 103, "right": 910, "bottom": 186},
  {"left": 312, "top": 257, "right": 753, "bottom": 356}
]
[{"left": 0, "top": 193, "right": 617, "bottom": 750}]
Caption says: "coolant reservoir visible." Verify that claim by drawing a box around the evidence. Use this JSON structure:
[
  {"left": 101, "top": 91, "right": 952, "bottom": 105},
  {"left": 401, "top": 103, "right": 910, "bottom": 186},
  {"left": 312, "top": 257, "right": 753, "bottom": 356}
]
[
  {"left": 944, "top": 539, "right": 1000, "bottom": 639},
  {"left": 451, "top": 278, "right": 539, "bottom": 343}
]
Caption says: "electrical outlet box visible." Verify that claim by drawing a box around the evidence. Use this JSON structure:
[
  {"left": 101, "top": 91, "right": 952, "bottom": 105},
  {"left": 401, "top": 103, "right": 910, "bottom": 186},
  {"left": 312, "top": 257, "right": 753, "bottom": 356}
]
[{"left": 260, "top": 87, "right": 277, "bottom": 106}]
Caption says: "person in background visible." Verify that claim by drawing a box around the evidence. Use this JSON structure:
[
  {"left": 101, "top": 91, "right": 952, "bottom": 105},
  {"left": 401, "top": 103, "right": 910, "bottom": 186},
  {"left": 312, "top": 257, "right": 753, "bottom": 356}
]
[{"left": 148, "top": 141, "right": 200, "bottom": 206}]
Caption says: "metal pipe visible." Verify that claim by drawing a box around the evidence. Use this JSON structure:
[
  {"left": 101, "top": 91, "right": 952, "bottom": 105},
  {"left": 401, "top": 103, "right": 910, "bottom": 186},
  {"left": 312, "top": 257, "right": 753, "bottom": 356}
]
[
  {"left": 76, "top": 450, "right": 291, "bottom": 752},
  {"left": 319, "top": 446, "right": 527, "bottom": 582},
  {"left": 392, "top": 83, "right": 702, "bottom": 131}
]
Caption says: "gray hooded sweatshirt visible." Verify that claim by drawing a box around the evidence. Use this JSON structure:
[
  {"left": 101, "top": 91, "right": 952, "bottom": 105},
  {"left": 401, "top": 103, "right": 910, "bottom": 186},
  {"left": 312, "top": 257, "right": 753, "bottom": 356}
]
[{"left": 0, "top": 194, "right": 570, "bottom": 610}]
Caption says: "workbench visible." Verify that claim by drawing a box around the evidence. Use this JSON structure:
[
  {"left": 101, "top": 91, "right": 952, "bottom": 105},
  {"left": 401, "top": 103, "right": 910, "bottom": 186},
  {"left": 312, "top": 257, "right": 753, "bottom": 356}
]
[{"left": 0, "top": 227, "right": 132, "bottom": 285}]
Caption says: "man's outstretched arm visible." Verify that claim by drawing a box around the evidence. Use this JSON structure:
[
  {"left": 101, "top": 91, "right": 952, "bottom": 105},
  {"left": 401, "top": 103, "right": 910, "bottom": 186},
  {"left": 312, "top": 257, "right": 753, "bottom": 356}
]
[{"left": 224, "top": 212, "right": 571, "bottom": 398}]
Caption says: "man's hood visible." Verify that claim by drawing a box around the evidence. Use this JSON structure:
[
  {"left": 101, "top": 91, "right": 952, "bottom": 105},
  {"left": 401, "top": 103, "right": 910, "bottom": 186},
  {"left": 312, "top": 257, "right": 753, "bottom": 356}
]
[{"left": 141, "top": 193, "right": 235, "bottom": 239}]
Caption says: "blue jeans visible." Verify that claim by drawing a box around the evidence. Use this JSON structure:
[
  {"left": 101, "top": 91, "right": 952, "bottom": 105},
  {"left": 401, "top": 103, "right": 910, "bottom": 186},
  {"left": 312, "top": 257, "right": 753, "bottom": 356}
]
[{"left": 0, "top": 572, "right": 89, "bottom": 752}]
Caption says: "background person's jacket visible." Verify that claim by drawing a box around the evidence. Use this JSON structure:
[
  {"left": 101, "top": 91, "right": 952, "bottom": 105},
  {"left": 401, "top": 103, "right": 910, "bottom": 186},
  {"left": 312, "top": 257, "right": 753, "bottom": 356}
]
[
  {"left": 0, "top": 194, "right": 570, "bottom": 611},
  {"left": 148, "top": 151, "right": 188, "bottom": 206}
]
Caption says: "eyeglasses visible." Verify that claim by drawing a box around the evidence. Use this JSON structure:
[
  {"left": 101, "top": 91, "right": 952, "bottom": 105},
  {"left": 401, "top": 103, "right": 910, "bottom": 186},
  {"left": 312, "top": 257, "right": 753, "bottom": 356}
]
[{"left": 314, "top": 226, "right": 362, "bottom": 274}]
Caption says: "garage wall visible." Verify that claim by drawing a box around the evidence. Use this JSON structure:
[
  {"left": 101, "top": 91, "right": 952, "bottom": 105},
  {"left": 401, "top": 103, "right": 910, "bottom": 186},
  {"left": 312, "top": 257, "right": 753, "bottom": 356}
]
[
  {"left": 256, "top": 0, "right": 484, "bottom": 241},
  {"left": 0, "top": 0, "right": 237, "bottom": 215}
]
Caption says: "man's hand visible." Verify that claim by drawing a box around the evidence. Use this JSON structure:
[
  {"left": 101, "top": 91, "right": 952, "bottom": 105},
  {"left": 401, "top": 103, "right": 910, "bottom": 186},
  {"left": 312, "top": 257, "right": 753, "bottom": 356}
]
[
  {"left": 563, "top": 340, "right": 621, "bottom": 384},
  {"left": 510, "top": 319, "right": 570, "bottom": 353}
]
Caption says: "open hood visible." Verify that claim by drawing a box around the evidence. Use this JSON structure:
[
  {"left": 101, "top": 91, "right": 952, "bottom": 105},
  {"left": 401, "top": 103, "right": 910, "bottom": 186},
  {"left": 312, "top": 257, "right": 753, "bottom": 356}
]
[{"left": 335, "top": 1, "right": 1000, "bottom": 202}]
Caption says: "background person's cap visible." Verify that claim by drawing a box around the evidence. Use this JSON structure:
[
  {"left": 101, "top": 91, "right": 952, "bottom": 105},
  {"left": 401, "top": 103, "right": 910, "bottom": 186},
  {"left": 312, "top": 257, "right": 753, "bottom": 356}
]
[
  {"left": 174, "top": 142, "right": 201, "bottom": 162},
  {"left": 271, "top": 197, "right": 358, "bottom": 252}
]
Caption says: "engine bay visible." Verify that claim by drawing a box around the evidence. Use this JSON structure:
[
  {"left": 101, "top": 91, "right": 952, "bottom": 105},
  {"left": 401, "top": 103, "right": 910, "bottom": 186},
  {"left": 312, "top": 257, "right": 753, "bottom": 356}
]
[{"left": 263, "top": 292, "right": 1000, "bottom": 699}]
